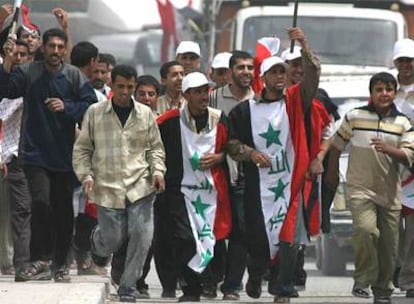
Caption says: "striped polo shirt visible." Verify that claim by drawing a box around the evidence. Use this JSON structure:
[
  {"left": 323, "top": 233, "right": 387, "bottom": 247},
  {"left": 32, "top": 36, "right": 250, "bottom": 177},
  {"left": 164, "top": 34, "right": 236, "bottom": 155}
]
[{"left": 332, "top": 104, "right": 414, "bottom": 209}]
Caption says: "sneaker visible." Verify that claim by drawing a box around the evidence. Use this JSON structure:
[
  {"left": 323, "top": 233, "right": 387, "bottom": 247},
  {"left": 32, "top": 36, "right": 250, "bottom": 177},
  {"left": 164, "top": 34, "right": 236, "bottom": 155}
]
[
  {"left": 137, "top": 287, "right": 150, "bottom": 299},
  {"left": 201, "top": 283, "right": 217, "bottom": 298},
  {"left": 406, "top": 289, "right": 414, "bottom": 298},
  {"left": 1, "top": 266, "right": 15, "bottom": 275},
  {"left": 90, "top": 252, "right": 110, "bottom": 268}
]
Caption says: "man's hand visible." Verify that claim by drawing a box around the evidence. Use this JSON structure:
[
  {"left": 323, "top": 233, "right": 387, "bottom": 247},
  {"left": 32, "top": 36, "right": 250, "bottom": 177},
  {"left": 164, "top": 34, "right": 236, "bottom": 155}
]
[
  {"left": 306, "top": 157, "right": 324, "bottom": 180},
  {"left": 250, "top": 150, "right": 272, "bottom": 168},
  {"left": 153, "top": 175, "right": 165, "bottom": 193},
  {"left": 52, "top": 8, "right": 69, "bottom": 30},
  {"left": 0, "top": 163, "right": 8, "bottom": 178},
  {"left": 287, "top": 27, "right": 309, "bottom": 49},
  {"left": 83, "top": 180, "right": 94, "bottom": 194},
  {"left": 45, "top": 98, "right": 65, "bottom": 112},
  {"left": 199, "top": 153, "right": 224, "bottom": 170},
  {"left": 371, "top": 137, "right": 391, "bottom": 154}
]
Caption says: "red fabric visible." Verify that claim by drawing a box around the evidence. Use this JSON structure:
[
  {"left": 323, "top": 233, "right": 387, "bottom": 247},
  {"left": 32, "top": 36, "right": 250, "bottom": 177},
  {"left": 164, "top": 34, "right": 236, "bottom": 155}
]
[
  {"left": 156, "top": 108, "right": 180, "bottom": 125},
  {"left": 252, "top": 37, "right": 280, "bottom": 94},
  {"left": 84, "top": 197, "right": 97, "bottom": 219},
  {"left": 278, "top": 84, "right": 329, "bottom": 242},
  {"left": 156, "top": 0, "right": 178, "bottom": 62},
  {"left": 212, "top": 122, "right": 231, "bottom": 240},
  {"left": 20, "top": 4, "right": 39, "bottom": 32},
  {"left": 307, "top": 100, "right": 332, "bottom": 235}
]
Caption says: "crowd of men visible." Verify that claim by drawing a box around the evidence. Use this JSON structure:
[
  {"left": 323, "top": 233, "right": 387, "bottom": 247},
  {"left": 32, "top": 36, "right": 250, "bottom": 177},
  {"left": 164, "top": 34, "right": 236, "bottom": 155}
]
[{"left": 0, "top": 4, "right": 413, "bottom": 304}]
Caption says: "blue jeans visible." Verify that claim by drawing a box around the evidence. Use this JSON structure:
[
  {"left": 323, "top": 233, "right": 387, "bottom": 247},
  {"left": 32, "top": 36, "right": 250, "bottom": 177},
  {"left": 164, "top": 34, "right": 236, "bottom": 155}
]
[{"left": 92, "top": 193, "right": 155, "bottom": 294}]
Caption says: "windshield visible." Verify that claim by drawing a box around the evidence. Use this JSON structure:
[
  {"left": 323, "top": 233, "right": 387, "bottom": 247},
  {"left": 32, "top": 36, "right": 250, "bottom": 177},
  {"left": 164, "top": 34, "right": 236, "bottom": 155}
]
[{"left": 242, "top": 16, "right": 396, "bottom": 67}]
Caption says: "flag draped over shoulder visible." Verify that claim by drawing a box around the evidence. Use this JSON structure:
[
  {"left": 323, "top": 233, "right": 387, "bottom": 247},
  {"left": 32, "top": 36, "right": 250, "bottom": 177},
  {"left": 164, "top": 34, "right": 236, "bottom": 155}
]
[{"left": 253, "top": 37, "right": 280, "bottom": 94}]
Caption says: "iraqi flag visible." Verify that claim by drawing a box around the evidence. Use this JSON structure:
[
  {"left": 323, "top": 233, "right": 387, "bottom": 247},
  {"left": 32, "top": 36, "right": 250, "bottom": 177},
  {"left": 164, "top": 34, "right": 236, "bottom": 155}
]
[
  {"left": 157, "top": 108, "right": 231, "bottom": 273},
  {"left": 253, "top": 37, "right": 280, "bottom": 95}
]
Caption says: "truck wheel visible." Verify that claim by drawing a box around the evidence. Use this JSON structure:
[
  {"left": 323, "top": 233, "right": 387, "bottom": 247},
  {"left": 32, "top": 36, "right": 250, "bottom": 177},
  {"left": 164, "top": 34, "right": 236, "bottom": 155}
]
[{"left": 321, "top": 234, "right": 346, "bottom": 276}]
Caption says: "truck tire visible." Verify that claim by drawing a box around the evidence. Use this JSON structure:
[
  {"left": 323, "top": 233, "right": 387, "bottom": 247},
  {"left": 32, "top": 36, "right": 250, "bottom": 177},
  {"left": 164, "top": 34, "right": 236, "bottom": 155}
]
[{"left": 321, "top": 234, "right": 346, "bottom": 276}]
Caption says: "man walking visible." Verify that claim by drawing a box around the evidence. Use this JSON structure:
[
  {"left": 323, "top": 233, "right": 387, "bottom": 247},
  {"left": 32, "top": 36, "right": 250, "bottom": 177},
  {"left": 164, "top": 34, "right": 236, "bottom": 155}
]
[{"left": 73, "top": 65, "right": 165, "bottom": 302}]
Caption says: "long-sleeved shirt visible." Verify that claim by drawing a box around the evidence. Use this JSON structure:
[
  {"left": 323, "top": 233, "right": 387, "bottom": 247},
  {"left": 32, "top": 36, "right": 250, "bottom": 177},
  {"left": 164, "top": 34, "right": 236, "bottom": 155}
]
[
  {"left": 0, "top": 61, "right": 97, "bottom": 171},
  {"left": 332, "top": 103, "right": 414, "bottom": 209},
  {"left": 73, "top": 99, "right": 166, "bottom": 209}
]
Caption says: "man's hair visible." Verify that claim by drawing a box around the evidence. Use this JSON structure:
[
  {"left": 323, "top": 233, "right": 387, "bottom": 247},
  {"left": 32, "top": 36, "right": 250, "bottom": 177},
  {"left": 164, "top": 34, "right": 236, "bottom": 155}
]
[
  {"left": 15, "top": 39, "right": 29, "bottom": 51},
  {"left": 160, "top": 60, "right": 182, "bottom": 79},
  {"left": 42, "top": 28, "right": 68, "bottom": 45},
  {"left": 369, "top": 72, "right": 398, "bottom": 93},
  {"left": 99, "top": 53, "right": 116, "bottom": 66},
  {"left": 229, "top": 50, "right": 253, "bottom": 69},
  {"left": 17, "top": 25, "right": 41, "bottom": 38},
  {"left": 136, "top": 75, "right": 160, "bottom": 95},
  {"left": 70, "top": 41, "right": 98, "bottom": 68},
  {"left": 111, "top": 65, "right": 137, "bottom": 83}
]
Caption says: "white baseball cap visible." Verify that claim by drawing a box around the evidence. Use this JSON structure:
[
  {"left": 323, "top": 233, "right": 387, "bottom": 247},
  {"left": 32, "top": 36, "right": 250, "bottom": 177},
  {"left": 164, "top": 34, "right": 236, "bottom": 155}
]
[
  {"left": 211, "top": 52, "right": 232, "bottom": 69},
  {"left": 281, "top": 46, "right": 302, "bottom": 62},
  {"left": 260, "top": 56, "right": 288, "bottom": 76},
  {"left": 393, "top": 38, "right": 414, "bottom": 61},
  {"left": 176, "top": 41, "right": 201, "bottom": 57},
  {"left": 182, "top": 72, "right": 212, "bottom": 92}
]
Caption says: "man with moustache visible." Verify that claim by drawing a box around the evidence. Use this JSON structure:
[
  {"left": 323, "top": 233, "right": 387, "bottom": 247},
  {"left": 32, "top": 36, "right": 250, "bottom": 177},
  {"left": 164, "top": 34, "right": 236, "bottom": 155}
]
[
  {"left": 0, "top": 28, "right": 96, "bottom": 282},
  {"left": 208, "top": 50, "right": 256, "bottom": 300}
]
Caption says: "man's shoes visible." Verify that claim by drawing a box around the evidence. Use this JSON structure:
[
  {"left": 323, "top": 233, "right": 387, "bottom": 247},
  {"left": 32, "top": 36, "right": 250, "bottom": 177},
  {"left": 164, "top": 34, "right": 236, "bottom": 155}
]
[
  {"left": 90, "top": 252, "right": 110, "bottom": 268},
  {"left": 222, "top": 291, "right": 240, "bottom": 300},
  {"left": 54, "top": 267, "right": 71, "bottom": 283},
  {"left": 406, "top": 289, "right": 414, "bottom": 298},
  {"left": 201, "top": 283, "right": 217, "bottom": 298},
  {"left": 246, "top": 277, "right": 262, "bottom": 299},
  {"left": 352, "top": 284, "right": 370, "bottom": 298},
  {"left": 137, "top": 287, "right": 150, "bottom": 299},
  {"left": 14, "top": 261, "right": 52, "bottom": 282},
  {"left": 1, "top": 266, "right": 15, "bottom": 275},
  {"left": 178, "top": 294, "right": 200, "bottom": 302},
  {"left": 161, "top": 290, "right": 176, "bottom": 298},
  {"left": 373, "top": 296, "right": 391, "bottom": 304}
]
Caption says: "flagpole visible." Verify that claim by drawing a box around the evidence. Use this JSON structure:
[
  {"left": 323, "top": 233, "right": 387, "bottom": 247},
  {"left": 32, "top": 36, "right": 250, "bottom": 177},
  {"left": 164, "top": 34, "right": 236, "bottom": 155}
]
[
  {"left": 290, "top": 0, "right": 299, "bottom": 52},
  {"left": 10, "top": 0, "right": 23, "bottom": 36}
]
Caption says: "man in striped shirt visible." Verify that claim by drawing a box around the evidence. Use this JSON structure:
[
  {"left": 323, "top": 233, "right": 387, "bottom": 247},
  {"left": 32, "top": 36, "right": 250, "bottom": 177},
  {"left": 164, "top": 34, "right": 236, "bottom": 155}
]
[{"left": 327, "top": 72, "right": 414, "bottom": 304}]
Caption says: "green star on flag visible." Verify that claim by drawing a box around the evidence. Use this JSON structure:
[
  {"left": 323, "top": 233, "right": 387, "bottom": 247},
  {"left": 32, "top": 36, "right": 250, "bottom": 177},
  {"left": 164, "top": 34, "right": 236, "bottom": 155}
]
[
  {"left": 199, "top": 249, "right": 213, "bottom": 268},
  {"left": 189, "top": 151, "right": 201, "bottom": 171},
  {"left": 192, "top": 195, "right": 210, "bottom": 220},
  {"left": 269, "top": 179, "right": 289, "bottom": 202},
  {"left": 259, "top": 123, "right": 282, "bottom": 148}
]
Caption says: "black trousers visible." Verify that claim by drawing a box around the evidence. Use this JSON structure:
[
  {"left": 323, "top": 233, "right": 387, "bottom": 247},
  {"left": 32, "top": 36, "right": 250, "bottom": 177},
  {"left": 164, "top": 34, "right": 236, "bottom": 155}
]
[
  {"left": 153, "top": 193, "right": 178, "bottom": 293},
  {"left": 221, "top": 186, "right": 247, "bottom": 293},
  {"left": 25, "top": 166, "right": 74, "bottom": 270},
  {"left": 7, "top": 157, "right": 31, "bottom": 268}
]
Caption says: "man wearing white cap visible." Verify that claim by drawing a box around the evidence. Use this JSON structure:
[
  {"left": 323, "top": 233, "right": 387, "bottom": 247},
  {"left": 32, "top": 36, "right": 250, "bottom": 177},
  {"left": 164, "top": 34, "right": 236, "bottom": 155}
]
[
  {"left": 176, "top": 41, "right": 201, "bottom": 75},
  {"left": 227, "top": 27, "right": 323, "bottom": 302},
  {"left": 392, "top": 38, "right": 414, "bottom": 299},
  {"left": 210, "top": 52, "right": 232, "bottom": 88},
  {"left": 156, "top": 72, "right": 231, "bottom": 302}
]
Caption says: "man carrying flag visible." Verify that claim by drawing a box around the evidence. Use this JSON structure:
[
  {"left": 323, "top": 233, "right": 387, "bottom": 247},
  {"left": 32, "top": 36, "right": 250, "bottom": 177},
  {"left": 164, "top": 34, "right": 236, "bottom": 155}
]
[
  {"left": 227, "top": 27, "right": 321, "bottom": 302},
  {"left": 157, "top": 71, "right": 231, "bottom": 302}
]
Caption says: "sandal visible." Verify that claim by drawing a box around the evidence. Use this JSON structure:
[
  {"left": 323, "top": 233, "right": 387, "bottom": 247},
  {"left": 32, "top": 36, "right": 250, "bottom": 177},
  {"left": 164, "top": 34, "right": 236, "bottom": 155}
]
[
  {"left": 15, "top": 261, "right": 52, "bottom": 282},
  {"left": 352, "top": 286, "right": 370, "bottom": 298},
  {"left": 54, "top": 267, "right": 71, "bottom": 283}
]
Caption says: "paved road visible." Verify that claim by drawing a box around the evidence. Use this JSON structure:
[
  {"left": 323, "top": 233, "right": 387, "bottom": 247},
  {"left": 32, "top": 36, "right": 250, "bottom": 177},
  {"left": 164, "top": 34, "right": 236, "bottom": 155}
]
[{"left": 0, "top": 260, "right": 411, "bottom": 303}]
